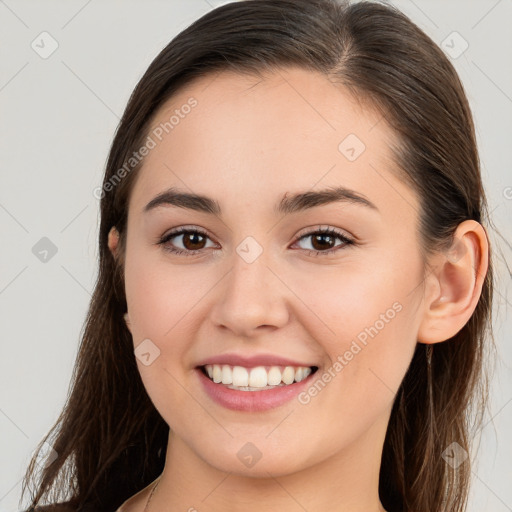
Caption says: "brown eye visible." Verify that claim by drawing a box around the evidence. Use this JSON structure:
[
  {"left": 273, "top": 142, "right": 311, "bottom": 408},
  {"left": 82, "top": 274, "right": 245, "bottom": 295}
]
[
  {"left": 294, "top": 227, "right": 354, "bottom": 256},
  {"left": 158, "top": 228, "right": 216, "bottom": 256},
  {"left": 181, "top": 231, "right": 207, "bottom": 250},
  {"left": 310, "top": 233, "right": 337, "bottom": 251}
]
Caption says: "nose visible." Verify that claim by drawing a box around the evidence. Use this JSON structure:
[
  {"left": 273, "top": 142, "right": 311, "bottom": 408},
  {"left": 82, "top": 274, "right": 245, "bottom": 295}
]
[{"left": 209, "top": 246, "right": 290, "bottom": 338}]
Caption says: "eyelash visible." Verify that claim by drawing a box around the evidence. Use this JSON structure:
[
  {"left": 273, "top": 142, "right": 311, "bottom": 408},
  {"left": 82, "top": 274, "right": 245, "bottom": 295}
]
[{"left": 157, "top": 226, "right": 355, "bottom": 257}]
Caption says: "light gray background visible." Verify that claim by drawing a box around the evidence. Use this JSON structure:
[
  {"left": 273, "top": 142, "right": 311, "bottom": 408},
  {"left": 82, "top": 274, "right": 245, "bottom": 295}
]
[{"left": 1, "top": 0, "right": 511, "bottom": 510}]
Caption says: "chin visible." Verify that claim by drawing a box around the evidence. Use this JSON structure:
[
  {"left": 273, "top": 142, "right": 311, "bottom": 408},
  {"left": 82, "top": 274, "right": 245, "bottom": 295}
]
[{"left": 192, "top": 436, "right": 316, "bottom": 478}]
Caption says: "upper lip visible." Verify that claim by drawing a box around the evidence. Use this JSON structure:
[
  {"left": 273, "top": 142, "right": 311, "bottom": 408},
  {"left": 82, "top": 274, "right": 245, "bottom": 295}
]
[{"left": 195, "top": 353, "right": 317, "bottom": 368}]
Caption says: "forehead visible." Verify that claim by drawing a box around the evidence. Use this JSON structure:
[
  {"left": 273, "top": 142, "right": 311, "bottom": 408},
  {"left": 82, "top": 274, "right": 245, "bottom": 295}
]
[{"left": 128, "top": 66, "right": 417, "bottom": 221}]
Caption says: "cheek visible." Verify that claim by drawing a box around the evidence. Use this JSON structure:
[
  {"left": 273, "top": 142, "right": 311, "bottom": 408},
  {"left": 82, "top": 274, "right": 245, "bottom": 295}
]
[
  {"left": 293, "top": 255, "right": 421, "bottom": 404},
  {"left": 292, "top": 276, "right": 419, "bottom": 454},
  {"left": 124, "top": 238, "right": 198, "bottom": 332},
  {"left": 293, "top": 256, "right": 417, "bottom": 343},
  {"left": 123, "top": 249, "right": 214, "bottom": 424}
]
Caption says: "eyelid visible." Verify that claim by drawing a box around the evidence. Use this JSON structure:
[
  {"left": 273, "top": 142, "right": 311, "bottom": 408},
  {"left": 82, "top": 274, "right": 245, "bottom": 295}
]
[
  {"left": 294, "top": 224, "right": 354, "bottom": 241},
  {"left": 159, "top": 224, "right": 212, "bottom": 240}
]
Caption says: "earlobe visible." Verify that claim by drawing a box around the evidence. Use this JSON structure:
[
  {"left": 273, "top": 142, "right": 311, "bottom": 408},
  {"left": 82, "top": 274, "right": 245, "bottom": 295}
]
[
  {"left": 108, "top": 226, "right": 120, "bottom": 258},
  {"left": 124, "top": 312, "right": 132, "bottom": 333},
  {"left": 417, "top": 220, "right": 489, "bottom": 344}
]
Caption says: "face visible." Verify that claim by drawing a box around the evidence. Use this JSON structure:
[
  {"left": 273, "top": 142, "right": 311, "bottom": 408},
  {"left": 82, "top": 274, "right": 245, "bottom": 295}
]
[{"left": 120, "top": 67, "right": 427, "bottom": 477}]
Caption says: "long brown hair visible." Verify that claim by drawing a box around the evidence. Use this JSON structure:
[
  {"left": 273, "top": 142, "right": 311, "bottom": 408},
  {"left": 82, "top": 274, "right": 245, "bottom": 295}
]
[{"left": 21, "top": 1, "right": 494, "bottom": 511}]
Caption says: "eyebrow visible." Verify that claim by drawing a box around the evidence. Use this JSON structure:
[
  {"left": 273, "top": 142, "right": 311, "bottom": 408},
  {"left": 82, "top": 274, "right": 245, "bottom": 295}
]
[{"left": 143, "top": 186, "right": 378, "bottom": 216}]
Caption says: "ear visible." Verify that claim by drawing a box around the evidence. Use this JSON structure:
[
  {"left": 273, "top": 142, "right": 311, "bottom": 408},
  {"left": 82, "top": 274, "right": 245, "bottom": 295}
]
[
  {"left": 108, "top": 226, "right": 120, "bottom": 259},
  {"left": 417, "top": 220, "right": 489, "bottom": 344},
  {"left": 123, "top": 312, "right": 132, "bottom": 333}
]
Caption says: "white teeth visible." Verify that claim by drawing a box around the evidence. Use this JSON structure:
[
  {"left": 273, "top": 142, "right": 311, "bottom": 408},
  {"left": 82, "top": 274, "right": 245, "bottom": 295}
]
[
  {"left": 248, "top": 367, "right": 268, "bottom": 388},
  {"left": 212, "top": 365, "right": 222, "bottom": 383},
  {"left": 298, "top": 367, "right": 312, "bottom": 382},
  {"left": 203, "top": 364, "right": 314, "bottom": 390},
  {"left": 295, "top": 367, "right": 312, "bottom": 382},
  {"left": 282, "top": 366, "right": 295, "bottom": 385},
  {"left": 267, "top": 366, "right": 282, "bottom": 386},
  {"left": 232, "top": 366, "right": 249, "bottom": 387},
  {"left": 221, "top": 365, "right": 232, "bottom": 385}
]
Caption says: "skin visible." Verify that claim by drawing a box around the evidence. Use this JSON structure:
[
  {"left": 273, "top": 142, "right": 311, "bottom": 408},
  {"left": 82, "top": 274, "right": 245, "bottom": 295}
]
[{"left": 108, "top": 66, "right": 488, "bottom": 512}]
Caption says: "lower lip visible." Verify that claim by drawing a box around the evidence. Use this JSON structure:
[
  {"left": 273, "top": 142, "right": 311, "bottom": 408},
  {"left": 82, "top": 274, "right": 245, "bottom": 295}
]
[{"left": 195, "top": 367, "right": 317, "bottom": 412}]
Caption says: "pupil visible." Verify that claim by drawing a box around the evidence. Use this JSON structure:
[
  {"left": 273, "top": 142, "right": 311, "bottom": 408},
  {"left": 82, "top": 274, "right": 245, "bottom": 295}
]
[
  {"left": 184, "top": 232, "right": 205, "bottom": 250},
  {"left": 312, "top": 234, "right": 333, "bottom": 250}
]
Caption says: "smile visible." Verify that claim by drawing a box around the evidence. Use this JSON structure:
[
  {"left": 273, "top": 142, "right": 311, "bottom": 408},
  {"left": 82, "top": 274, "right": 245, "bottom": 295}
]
[
  {"left": 196, "top": 364, "right": 319, "bottom": 412},
  {"left": 202, "top": 364, "right": 317, "bottom": 390}
]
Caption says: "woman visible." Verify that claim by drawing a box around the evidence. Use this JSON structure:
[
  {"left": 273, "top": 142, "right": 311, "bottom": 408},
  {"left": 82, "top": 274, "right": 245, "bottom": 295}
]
[{"left": 22, "top": 0, "right": 494, "bottom": 511}]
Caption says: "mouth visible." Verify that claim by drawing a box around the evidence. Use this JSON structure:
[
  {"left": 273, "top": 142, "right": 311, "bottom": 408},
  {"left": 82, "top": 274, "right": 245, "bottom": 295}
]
[{"left": 198, "top": 364, "right": 319, "bottom": 391}]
